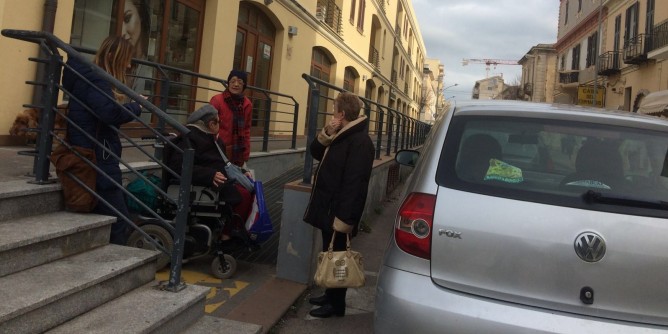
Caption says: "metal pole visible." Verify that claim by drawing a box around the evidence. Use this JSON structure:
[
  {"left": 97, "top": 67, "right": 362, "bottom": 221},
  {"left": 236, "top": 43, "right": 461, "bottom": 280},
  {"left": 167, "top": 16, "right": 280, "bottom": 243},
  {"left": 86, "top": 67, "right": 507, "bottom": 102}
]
[{"left": 593, "top": 0, "right": 603, "bottom": 107}]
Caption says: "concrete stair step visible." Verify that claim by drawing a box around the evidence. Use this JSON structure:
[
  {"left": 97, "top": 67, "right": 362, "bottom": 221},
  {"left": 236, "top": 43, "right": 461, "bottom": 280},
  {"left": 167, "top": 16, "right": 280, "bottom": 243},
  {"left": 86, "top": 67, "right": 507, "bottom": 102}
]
[
  {"left": 0, "top": 244, "right": 159, "bottom": 333},
  {"left": 47, "top": 283, "right": 209, "bottom": 334},
  {"left": 181, "top": 315, "right": 262, "bottom": 334},
  {"left": 0, "top": 180, "right": 62, "bottom": 222},
  {"left": 0, "top": 211, "right": 114, "bottom": 277}
]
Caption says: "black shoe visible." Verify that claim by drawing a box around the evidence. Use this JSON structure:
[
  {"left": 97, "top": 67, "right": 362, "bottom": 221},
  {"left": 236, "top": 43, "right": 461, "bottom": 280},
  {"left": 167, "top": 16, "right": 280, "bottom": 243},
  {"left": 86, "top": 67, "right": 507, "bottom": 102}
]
[
  {"left": 309, "top": 304, "right": 345, "bottom": 318},
  {"left": 308, "top": 294, "right": 329, "bottom": 306}
]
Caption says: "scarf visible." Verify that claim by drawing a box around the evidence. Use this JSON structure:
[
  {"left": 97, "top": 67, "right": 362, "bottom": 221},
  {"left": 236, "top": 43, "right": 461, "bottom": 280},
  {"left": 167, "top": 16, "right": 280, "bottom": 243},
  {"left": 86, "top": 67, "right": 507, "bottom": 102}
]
[{"left": 223, "top": 90, "right": 247, "bottom": 165}]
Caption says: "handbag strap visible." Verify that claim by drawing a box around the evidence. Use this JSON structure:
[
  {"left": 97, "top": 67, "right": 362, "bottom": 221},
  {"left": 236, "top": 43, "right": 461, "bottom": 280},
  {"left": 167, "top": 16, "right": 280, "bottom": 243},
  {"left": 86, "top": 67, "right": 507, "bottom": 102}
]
[
  {"left": 214, "top": 141, "right": 233, "bottom": 166},
  {"left": 327, "top": 232, "right": 352, "bottom": 252}
]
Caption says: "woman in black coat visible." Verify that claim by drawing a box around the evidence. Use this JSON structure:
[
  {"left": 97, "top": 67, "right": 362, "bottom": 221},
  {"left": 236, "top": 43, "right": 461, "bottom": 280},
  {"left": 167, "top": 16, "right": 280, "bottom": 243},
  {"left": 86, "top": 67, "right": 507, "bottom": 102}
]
[
  {"left": 62, "top": 36, "right": 142, "bottom": 245},
  {"left": 303, "top": 92, "right": 375, "bottom": 318}
]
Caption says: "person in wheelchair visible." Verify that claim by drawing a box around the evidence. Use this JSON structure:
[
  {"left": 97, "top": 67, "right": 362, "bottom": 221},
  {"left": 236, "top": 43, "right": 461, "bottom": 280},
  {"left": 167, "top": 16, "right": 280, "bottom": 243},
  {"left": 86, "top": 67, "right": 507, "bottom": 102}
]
[{"left": 164, "top": 104, "right": 253, "bottom": 240}]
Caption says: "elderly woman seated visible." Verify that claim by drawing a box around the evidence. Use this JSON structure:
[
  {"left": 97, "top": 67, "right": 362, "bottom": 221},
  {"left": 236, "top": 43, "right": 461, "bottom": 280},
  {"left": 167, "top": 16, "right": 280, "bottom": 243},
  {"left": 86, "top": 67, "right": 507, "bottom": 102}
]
[{"left": 164, "top": 104, "right": 252, "bottom": 236}]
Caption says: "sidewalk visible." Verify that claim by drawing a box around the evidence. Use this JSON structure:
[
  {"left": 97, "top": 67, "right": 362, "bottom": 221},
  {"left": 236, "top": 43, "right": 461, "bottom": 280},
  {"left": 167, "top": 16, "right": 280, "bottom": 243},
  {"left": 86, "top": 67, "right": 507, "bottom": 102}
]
[{"left": 267, "top": 184, "right": 404, "bottom": 333}]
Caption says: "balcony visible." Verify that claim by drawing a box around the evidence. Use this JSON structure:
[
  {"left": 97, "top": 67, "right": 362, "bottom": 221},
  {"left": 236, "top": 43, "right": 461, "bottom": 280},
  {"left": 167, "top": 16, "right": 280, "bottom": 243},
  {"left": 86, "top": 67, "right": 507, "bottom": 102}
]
[
  {"left": 598, "top": 51, "right": 622, "bottom": 75},
  {"left": 369, "top": 46, "right": 380, "bottom": 69},
  {"left": 624, "top": 34, "right": 650, "bottom": 64},
  {"left": 559, "top": 71, "right": 579, "bottom": 84},
  {"left": 648, "top": 21, "right": 668, "bottom": 60},
  {"left": 316, "top": 0, "right": 343, "bottom": 36}
]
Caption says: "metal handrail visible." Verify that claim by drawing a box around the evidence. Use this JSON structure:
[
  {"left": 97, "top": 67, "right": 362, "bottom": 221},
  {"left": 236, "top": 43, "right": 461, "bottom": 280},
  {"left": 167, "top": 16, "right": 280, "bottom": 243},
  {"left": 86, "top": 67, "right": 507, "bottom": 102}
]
[{"left": 2, "top": 29, "right": 193, "bottom": 291}]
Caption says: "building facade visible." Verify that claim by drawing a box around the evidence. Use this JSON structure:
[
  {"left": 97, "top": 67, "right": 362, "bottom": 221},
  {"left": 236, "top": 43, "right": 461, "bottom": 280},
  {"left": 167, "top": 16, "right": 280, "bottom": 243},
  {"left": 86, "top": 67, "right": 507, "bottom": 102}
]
[
  {"left": 0, "top": 0, "right": 430, "bottom": 145},
  {"left": 554, "top": 0, "right": 668, "bottom": 111},
  {"left": 519, "top": 43, "right": 557, "bottom": 103}
]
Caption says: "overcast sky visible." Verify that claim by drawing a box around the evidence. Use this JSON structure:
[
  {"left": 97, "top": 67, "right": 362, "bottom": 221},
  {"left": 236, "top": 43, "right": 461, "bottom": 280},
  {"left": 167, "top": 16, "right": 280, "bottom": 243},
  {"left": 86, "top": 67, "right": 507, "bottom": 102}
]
[{"left": 412, "top": 0, "right": 560, "bottom": 100}]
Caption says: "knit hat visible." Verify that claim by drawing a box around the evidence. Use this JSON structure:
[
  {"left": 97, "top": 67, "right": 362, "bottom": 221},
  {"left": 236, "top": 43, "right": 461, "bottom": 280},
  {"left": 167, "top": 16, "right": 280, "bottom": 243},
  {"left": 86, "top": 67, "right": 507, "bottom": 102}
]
[
  {"left": 187, "top": 104, "right": 217, "bottom": 124},
  {"left": 227, "top": 70, "right": 248, "bottom": 90}
]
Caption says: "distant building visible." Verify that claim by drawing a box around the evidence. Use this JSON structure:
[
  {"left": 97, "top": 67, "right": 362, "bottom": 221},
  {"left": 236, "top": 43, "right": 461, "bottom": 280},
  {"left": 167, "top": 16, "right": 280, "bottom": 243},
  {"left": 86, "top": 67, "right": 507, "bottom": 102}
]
[
  {"left": 421, "top": 59, "right": 445, "bottom": 123},
  {"left": 473, "top": 76, "right": 505, "bottom": 100},
  {"left": 519, "top": 44, "right": 557, "bottom": 103}
]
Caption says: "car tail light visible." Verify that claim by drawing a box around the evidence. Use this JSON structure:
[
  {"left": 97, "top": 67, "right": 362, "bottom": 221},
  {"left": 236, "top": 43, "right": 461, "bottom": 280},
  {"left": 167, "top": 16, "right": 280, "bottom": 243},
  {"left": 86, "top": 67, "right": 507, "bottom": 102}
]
[{"left": 395, "top": 192, "right": 436, "bottom": 259}]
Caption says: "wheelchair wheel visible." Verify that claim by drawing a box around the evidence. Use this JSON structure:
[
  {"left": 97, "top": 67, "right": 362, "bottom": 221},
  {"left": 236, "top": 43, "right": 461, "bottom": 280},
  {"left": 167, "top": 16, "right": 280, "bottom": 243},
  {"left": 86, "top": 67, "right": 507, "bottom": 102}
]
[
  {"left": 127, "top": 224, "right": 173, "bottom": 270},
  {"left": 211, "top": 254, "right": 237, "bottom": 279}
]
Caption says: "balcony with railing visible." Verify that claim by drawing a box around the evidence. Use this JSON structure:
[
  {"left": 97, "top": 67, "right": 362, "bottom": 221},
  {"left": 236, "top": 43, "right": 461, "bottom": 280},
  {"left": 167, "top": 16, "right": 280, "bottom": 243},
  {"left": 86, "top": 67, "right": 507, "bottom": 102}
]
[
  {"left": 559, "top": 71, "right": 579, "bottom": 84},
  {"left": 649, "top": 20, "right": 668, "bottom": 60},
  {"left": 316, "top": 0, "right": 343, "bottom": 36},
  {"left": 598, "top": 51, "right": 622, "bottom": 75},
  {"left": 369, "top": 46, "right": 380, "bottom": 69},
  {"left": 624, "top": 34, "right": 650, "bottom": 64}
]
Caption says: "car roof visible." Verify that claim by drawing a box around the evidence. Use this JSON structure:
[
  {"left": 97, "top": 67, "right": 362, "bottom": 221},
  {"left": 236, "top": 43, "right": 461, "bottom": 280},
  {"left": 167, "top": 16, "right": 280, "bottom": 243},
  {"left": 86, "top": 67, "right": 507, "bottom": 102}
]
[{"left": 450, "top": 100, "right": 668, "bottom": 131}]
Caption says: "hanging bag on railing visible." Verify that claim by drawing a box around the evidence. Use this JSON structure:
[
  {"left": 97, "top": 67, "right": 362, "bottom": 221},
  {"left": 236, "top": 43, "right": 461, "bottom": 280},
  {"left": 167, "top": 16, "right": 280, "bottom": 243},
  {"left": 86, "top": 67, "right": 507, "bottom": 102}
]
[
  {"left": 314, "top": 233, "right": 366, "bottom": 289},
  {"left": 214, "top": 141, "right": 255, "bottom": 193},
  {"left": 244, "top": 180, "right": 273, "bottom": 242}
]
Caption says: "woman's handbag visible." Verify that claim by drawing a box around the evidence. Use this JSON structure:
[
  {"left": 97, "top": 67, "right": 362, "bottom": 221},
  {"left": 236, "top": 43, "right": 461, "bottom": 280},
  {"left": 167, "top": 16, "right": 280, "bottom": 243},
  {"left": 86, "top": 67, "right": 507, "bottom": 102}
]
[
  {"left": 244, "top": 180, "right": 273, "bottom": 242},
  {"left": 214, "top": 141, "right": 255, "bottom": 193},
  {"left": 314, "top": 233, "right": 366, "bottom": 288},
  {"left": 50, "top": 143, "right": 98, "bottom": 212}
]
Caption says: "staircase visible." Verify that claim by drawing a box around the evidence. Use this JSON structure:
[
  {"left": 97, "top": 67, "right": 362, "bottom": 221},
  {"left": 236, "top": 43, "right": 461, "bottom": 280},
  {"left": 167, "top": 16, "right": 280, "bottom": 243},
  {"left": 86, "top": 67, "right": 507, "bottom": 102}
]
[{"left": 0, "top": 179, "right": 262, "bottom": 333}]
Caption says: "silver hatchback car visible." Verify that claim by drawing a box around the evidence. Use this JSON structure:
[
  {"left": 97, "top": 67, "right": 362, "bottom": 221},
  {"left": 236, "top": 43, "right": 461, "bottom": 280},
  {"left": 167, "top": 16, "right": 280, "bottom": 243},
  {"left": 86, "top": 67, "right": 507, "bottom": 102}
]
[{"left": 374, "top": 100, "right": 668, "bottom": 333}]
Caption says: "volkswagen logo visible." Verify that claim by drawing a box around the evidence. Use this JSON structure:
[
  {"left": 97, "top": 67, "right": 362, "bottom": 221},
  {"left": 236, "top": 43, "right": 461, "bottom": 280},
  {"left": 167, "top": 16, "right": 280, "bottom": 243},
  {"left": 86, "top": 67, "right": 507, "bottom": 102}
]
[{"left": 574, "top": 232, "right": 606, "bottom": 262}]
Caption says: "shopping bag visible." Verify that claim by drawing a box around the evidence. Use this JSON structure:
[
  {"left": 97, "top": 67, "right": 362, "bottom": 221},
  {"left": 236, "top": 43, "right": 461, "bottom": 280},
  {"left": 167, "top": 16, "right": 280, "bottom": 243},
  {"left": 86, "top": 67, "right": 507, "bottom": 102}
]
[
  {"left": 314, "top": 233, "right": 365, "bottom": 288},
  {"left": 244, "top": 180, "right": 273, "bottom": 242}
]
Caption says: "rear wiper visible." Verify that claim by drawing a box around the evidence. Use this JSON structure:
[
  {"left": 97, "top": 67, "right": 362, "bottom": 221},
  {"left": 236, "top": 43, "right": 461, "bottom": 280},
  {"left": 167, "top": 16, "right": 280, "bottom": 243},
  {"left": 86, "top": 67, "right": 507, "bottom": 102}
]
[{"left": 583, "top": 190, "right": 668, "bottom": 210}]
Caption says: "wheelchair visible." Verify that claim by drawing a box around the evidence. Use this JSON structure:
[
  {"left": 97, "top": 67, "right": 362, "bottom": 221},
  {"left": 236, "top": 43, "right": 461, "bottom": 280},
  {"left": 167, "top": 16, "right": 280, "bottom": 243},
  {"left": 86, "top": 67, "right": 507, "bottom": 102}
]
[{"left": 127, "top": 182, "right": 258, "bottom": 279}]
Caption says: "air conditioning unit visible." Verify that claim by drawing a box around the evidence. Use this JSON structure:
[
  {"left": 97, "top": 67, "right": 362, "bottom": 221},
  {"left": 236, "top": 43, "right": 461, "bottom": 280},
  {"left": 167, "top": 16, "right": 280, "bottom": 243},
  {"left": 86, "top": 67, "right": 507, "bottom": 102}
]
[{"left": 316, "top": 5, "right": 327, "bottom": 21}]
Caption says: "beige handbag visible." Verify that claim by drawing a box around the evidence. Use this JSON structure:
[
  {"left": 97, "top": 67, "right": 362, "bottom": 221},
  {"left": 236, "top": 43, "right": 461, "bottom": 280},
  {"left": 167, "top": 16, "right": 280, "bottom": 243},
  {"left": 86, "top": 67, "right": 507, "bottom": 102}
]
[{"left": 314, "top": 233, "right": 365, "bottom": 288}]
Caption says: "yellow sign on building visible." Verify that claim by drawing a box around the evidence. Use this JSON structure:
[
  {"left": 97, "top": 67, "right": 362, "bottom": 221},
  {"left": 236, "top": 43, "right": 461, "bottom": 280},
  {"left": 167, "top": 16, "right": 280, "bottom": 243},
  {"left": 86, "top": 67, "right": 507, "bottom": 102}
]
[{"left": 578, "top": 86, "right": 605, "bottom": 107}]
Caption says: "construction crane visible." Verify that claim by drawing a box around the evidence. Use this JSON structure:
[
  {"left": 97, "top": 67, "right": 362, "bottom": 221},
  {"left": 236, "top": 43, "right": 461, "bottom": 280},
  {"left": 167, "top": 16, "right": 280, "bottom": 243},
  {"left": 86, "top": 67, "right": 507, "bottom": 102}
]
[{"left": 462, "top": 58, "right": 520, "bottom": 78}]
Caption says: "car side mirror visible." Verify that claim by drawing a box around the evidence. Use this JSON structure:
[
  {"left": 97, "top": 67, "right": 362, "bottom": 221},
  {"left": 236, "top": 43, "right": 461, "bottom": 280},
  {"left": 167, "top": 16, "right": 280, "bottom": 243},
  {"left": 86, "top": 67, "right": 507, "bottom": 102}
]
[{"left": 396, "top": 150, "right": 419, "bottom": 167}]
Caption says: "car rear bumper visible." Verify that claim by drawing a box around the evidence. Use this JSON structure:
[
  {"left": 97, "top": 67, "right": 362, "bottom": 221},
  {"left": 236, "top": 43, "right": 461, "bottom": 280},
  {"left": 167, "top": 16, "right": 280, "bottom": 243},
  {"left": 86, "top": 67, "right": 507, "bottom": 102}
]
[{"left": 374, "top": 265, "right": 667, "bottom": 334}]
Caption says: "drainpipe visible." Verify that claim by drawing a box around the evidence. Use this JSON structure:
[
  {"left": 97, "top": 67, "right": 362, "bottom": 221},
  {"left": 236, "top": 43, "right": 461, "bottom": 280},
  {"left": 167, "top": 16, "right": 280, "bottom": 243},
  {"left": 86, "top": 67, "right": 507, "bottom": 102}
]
[{"left": 32, "top": 0, "right": 58, "bottom": 106}]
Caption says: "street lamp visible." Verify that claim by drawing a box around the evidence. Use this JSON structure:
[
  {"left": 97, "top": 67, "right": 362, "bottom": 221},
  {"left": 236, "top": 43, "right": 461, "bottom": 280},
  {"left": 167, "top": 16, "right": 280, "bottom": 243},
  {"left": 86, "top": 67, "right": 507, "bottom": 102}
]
[{"left": 443, "top": 83, "right": 458, "bottom": 92}]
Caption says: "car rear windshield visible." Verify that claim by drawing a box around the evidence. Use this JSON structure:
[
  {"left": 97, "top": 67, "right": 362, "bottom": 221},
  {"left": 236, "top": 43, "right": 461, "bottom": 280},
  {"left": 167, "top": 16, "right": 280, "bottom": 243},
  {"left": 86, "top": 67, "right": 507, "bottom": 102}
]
[{"left": 436, "top": 115, "right": 668, "bottom": 217}]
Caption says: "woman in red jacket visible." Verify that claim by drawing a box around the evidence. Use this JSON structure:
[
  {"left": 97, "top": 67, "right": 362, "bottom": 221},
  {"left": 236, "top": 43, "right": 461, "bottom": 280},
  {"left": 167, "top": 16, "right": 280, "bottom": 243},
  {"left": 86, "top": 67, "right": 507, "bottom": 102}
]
[
  {"left": 210, "top": 70, "right": 253, "bottom": 175},
  {"left": 210, "top": 70, "right": 253, "bottom": 228}
]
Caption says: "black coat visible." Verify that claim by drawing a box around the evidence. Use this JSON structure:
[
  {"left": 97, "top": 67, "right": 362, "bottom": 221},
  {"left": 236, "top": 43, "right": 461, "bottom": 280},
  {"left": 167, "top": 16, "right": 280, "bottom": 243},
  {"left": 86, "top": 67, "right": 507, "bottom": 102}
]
[
  {"left": 62, "top": 58, "right": 142, "bottom": 190},
  {"left": 164, "top": 125, "right": 227, "bottom": 187},
  {"left": 303, "top": 116, "right": 375, "bottom": 236}
]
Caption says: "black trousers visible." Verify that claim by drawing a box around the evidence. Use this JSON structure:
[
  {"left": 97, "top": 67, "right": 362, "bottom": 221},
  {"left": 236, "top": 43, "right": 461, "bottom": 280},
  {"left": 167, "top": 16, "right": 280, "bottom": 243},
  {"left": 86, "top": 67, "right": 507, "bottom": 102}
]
[
  {"left": 95, "top": 188, "right": 131, "bottom": 245},
  {"left": 320, "top": 229, "right": 349, "bottom": 311}
]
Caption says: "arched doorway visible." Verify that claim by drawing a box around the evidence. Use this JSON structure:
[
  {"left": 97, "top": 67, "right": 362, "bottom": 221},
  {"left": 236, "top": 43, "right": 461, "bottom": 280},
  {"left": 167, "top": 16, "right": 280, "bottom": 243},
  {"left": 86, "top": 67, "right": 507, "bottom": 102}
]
[{"left": 235, "top": 2, "right": 276, "bottom": 133}]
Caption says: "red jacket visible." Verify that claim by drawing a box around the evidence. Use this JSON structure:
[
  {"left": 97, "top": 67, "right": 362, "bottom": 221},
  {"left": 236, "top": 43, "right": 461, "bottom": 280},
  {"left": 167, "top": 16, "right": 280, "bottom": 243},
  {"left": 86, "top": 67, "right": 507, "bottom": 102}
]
[{"left": 210, "top": 91, "right": 252, "bottom": 166}]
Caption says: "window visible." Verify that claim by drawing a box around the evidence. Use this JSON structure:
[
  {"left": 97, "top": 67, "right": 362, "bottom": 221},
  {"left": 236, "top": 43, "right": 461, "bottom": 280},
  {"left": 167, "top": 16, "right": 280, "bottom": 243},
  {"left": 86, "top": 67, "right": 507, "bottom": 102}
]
[
  {"left": 357, "top": 0, "right": 366, "bottom": 31},
  {"left": 614, "top": 15, "right": 621, "bottom": 51},
  {"left": 343, "top": 67, "right": 357, "bottom": 93},
  {"left": 564, "top": 1, "right": 569, "bottom": 24},
  {"left": 438, "top": 116, "right": 668, "bottom": 217},
  {"left": 310, "top": 48, "right": 333, "bottom": 129},
  {"left": 646, "top": 0, "right": 655, "bottom": 36},
  {"left": 350, "top": 0, "right": 356, "bottom": 24},
  {"left": 560, "top": 55, "right": 565, "bottom": 70},
  {"left": 625, "top": 2, "right": 639, "bottom": 46},
  {"left": 586, "top": 32, "right": 598, "bottom": 68},
  {"left": 571, "top": 44, "right": 580, "bottom": 70},
  {"left": 578, "top": 0, "right": 582, "bottom": 12}
]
